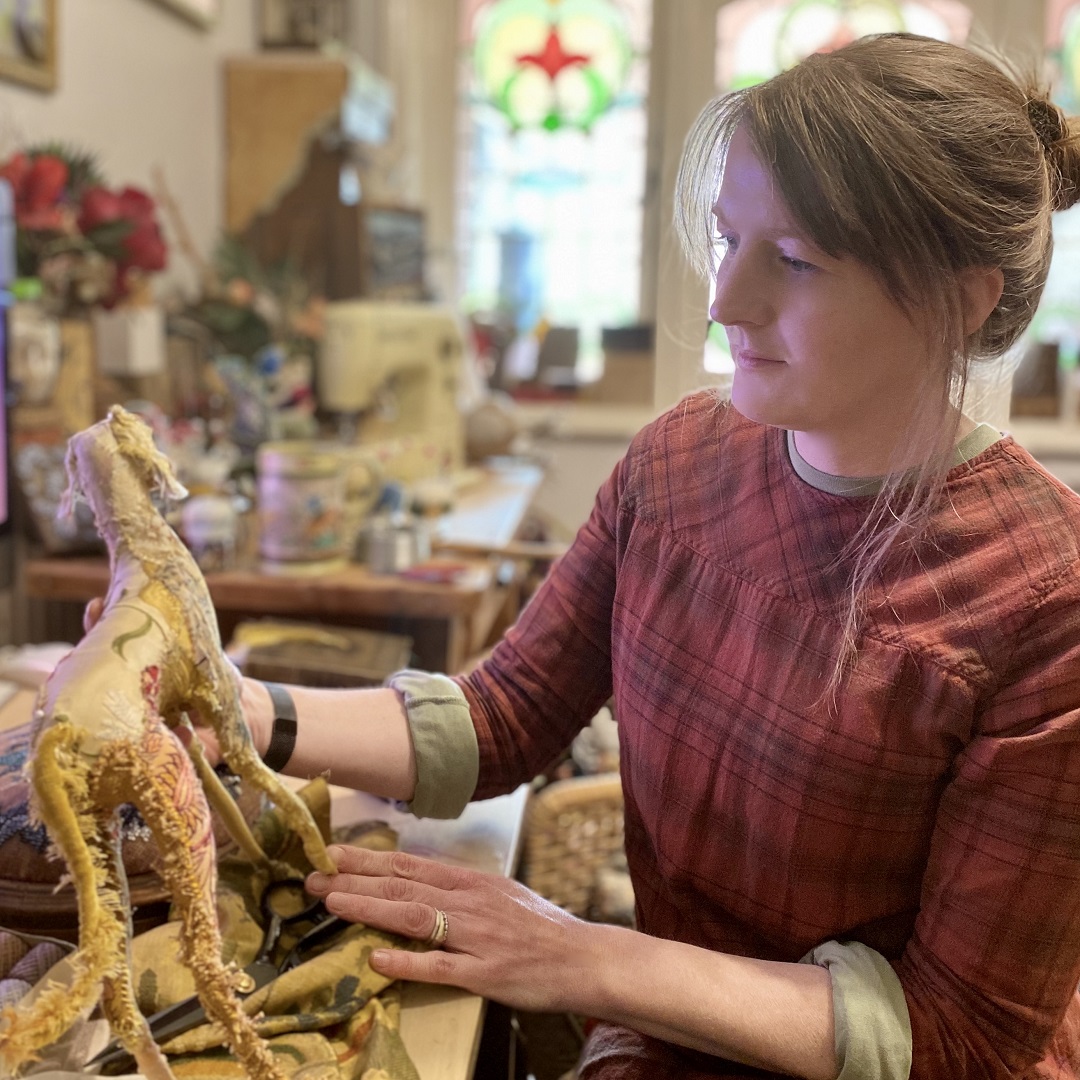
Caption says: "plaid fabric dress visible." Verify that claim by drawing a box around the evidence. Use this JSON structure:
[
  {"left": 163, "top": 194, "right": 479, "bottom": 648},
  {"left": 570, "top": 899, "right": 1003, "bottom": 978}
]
[{"left": 458, "top": 394, "right": 1080, "bottom": 1079}]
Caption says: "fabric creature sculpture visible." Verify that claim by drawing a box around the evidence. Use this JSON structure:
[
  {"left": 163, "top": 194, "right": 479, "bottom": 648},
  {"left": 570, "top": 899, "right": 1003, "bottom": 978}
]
[{"left": 0, "top": 406, "right": 336, "bottom": 1080}]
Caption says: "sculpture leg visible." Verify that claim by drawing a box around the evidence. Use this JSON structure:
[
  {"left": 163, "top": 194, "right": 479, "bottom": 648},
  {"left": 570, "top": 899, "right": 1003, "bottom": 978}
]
[
  {"left": 194, "top": 680, "right": 336, "bottom": 875},
  {"left": 180, "top": 715, "right": 274, "bottom": 869},
  {"left": 94, "top": 811, "right": 176, "bottom": 1080},
  {"left": 110, "top": 730, "right": 287, "bottom": 1080},
  {"left": 0, "top": 723, "right": 126, "bottom": 1073}
]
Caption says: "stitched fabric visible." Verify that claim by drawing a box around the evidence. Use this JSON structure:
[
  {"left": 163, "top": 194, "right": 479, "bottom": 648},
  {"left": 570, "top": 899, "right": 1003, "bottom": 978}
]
[
  {"left": 457, "top": 393, "right": 1080, "bottom": 1079},
  {"left": 121, "top": 780, "right": 422, "bottom": 1078}
]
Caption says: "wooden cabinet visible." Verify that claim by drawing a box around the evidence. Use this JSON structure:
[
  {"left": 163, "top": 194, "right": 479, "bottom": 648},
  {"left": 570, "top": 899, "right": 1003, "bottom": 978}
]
[{"left": 224, "top": 55, "right": 425, "bottom": 301}]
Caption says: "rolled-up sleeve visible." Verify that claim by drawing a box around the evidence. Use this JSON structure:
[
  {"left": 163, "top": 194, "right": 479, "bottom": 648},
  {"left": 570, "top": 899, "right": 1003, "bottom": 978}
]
[
  {"left": 801, "top": 940, "right": 912, "bottom": 1080},
  {"left": 385, "top": 669, "right": 477, "bottom": 819},
  {"left": 892, "top": 574, "right": 1080, "bottom": 1077}
]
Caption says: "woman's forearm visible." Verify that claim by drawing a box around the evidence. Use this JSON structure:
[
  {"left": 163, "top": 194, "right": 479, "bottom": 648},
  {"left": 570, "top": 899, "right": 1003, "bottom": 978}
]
[
  {"left": 245, "top": 679, "right": 418, "bottom": 800},
  {"left": 578, "top": 923, "right": 838, "bottom": 1080}
]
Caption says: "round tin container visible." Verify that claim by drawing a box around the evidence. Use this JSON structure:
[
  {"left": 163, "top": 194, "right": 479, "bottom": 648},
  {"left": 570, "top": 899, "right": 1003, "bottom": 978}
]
[{"left": 257, "top": 442, "right": 348, "bottom": 573}]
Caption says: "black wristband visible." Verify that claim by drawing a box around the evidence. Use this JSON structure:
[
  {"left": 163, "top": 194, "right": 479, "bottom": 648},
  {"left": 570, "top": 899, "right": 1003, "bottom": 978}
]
[{"left": 260, "top": 682, "right": 298, "bottom": 773}]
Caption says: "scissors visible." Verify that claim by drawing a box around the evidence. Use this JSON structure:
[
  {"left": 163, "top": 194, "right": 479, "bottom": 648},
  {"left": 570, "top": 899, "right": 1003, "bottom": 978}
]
[{"left": 89, "top": 878, "right": 349, "bottom": 1075}]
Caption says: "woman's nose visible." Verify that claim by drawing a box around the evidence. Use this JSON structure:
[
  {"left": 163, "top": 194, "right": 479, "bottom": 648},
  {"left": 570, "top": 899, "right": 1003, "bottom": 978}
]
[{"left": 709, "top": 258, "right": 767, "bottom": 328}]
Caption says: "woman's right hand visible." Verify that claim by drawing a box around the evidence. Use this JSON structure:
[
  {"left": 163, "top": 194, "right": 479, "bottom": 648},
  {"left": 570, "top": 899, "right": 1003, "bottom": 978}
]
[{"left": 82, "top": 596, "right": 273, "bottom": 766}]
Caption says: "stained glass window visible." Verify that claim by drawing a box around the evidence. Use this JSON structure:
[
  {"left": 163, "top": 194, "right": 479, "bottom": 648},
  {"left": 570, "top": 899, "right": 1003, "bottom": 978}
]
[
  {"left": 1033, "top": 0, "right": 1080, "bottom": 350},
  {"left": 472, "top": 0, "right": 635, "bottom": 132},
  {"left": 460, "top": 0, "right": 651, "bottom": 380},
  {"left": 1048, "top": 0, "right": 1080, "bottom": 113},
  {"left": 716, "top": 0, "right": 972, "bottom": 92}
]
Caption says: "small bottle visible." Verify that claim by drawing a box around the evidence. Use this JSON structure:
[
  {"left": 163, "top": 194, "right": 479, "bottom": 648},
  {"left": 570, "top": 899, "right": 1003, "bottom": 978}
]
[{"left": 181, "top": 495, "right": 238, "bottom": 573}]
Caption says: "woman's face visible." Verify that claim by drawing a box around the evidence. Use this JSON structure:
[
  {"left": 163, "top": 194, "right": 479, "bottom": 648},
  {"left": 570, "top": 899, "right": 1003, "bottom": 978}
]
[{"left": 710, "top": 126, "right": 938, "bottom": 459}]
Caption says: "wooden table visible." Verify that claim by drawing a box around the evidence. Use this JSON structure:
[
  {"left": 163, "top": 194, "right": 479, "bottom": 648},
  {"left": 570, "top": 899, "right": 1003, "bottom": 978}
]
[
  {"left": 320, "top": 783, "right": 530, "bottom": 1079},
  {"left": 24, "top": 462, "right": 544, "bottom": 674},
  {"left": 0, "top": 683, "right": 531, "bottom": 1079}
]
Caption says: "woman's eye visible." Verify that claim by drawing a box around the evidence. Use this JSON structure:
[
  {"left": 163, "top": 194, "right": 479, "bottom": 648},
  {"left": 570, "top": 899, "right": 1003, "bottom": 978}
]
[{"left": 781, "top": 255, "right": 816, "bottom": 273}]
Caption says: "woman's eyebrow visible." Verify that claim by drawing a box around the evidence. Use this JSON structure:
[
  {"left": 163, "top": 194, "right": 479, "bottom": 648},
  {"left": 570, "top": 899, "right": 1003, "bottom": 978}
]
[{"left": 711, "top": 206, "right": 829, "bottom": 254}]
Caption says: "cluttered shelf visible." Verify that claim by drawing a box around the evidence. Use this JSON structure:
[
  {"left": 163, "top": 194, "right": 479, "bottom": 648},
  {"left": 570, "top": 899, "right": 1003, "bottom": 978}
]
[{"left": 24, "top": 461, "right": 546, "bottom": 675}]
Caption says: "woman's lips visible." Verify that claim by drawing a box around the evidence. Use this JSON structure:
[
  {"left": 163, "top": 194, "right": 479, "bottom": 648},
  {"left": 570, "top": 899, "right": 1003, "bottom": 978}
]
[{"left": 734, "top": 351, "right": 783, "bottom": 370}]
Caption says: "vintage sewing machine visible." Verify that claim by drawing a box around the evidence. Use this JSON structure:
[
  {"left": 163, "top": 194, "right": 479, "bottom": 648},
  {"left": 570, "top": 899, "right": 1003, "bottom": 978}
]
[{"left": 318, "top": 301, "right": 466, "bottom": 483}]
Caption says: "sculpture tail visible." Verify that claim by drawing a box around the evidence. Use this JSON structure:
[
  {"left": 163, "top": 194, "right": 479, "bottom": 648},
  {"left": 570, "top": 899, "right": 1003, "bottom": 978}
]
[{"left": 0, "top": 724, "right": 125, "bottom": 1073}]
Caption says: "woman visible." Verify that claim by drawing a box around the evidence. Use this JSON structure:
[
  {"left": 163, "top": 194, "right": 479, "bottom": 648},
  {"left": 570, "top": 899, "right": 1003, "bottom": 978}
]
[{"left": 119, "top": 33, "right": 1080, "bottom": 1079}]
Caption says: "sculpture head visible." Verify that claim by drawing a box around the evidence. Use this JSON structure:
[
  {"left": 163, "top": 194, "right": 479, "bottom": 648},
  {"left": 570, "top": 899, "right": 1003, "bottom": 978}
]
[{"left": 58, "top": 405, "right": 189, "bottom": 523}]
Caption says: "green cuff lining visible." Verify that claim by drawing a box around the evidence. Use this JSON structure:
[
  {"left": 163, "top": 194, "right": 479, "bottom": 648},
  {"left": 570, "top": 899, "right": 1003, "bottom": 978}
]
[
  {"left": 800, "top": 939, "right": 912, "bottom": 1080},
  {"left": 385, "top": 669, "right": 478, "bottom": 819}
]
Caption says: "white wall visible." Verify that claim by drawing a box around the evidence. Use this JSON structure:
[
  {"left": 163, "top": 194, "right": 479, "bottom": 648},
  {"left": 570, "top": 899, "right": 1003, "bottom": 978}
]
[{"left": 0, "top": 0, "right": 259, "bottom": 301}]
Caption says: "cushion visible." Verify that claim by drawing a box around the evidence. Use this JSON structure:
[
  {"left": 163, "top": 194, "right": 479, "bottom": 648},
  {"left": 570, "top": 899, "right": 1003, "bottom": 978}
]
[{"left": 0, "top": 720, "right": 265, "bottom": 940}]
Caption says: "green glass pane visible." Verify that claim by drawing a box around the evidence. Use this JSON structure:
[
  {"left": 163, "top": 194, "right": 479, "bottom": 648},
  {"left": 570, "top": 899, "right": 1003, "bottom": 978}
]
[
  {"left": 1061, "top": 6, "right": 1080, "bottom": 111},
  {"left": 776, "top": 0, "right": 904, "bottom": 71},
  {"left": 471, "top": 0, "right": 634, "bottom": 132},
  {"left": 718, "top": 0, "right": 971, "bottom": 92}
]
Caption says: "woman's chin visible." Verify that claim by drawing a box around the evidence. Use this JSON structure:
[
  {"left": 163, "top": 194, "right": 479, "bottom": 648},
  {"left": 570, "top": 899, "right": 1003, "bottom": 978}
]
[{"left": 730, "top": 381, "right": 798, "bottom": 430}]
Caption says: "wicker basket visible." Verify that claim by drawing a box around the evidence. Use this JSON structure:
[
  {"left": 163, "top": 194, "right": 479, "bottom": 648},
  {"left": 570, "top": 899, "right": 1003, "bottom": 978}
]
[{"left": 521, "top": 773, "right": 625, "bottom": 918}]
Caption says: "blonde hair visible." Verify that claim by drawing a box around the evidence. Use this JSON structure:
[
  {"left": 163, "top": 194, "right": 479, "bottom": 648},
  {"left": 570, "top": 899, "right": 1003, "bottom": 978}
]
[{"left": 674, "top": 33, "right": 1080, "bottom": 691}]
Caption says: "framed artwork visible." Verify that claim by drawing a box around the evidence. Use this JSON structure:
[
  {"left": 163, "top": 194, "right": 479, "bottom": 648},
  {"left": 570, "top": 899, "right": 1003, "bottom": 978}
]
[
  {"left": 149, "top": 0, "right": 219, "bottom": 29},
  {"left": 260, "top": 0, "right": 347, "bottom": 48},
  {"left": 361, "top": 206, "right": 427, "bottom": 300},
  {"left": 0, "top": 0, "right": 57, "bottom": 92}
]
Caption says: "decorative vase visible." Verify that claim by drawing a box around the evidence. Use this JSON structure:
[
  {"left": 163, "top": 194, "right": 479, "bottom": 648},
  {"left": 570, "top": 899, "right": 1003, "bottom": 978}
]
[{"left": 92, "top": 304, "right": 166, "bottom": 378}]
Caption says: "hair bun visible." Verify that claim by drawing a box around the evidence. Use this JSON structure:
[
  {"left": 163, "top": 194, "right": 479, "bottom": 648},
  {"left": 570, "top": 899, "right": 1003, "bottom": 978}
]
[
  {"left": 1025, "top": 94, "right": 1066, "bottom": 149},
  {"left": 1025, "top": 94, "right": 1080, "bottom": 212}
]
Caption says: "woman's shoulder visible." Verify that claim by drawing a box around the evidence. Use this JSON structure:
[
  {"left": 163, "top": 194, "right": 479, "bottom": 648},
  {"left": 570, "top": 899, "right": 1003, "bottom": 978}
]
[
  {"left": 628, "top": 390, "right": 760, "bottom": 459},
  {"left": 616, "top": 392, "right": 768, "bottom": 523},
  {"left": 948, "top": 434, "right": 1080, "bottom": 597}
]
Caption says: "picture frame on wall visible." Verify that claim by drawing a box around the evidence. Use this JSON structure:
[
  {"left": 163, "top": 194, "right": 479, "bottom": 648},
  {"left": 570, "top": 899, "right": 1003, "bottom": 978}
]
[
  {"left": 260, "top": 0, "right": 347, "bottom": 49},
  {"left": 0, "top": 0, "right": 57, "bottom": 92},
  {"left": 149, "top": 0, "right": 220, "bottom": 30}
]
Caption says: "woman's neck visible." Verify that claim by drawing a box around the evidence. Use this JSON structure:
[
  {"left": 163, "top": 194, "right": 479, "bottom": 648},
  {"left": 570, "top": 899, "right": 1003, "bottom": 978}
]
[{"left": 791, "top": 410, "right": 975, "bottom": 479}]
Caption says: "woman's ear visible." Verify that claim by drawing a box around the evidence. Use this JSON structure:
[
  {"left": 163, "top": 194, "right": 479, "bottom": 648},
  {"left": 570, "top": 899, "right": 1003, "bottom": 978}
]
[{"left": 960, "top": 266, "right": 1005, "bottom": 336}]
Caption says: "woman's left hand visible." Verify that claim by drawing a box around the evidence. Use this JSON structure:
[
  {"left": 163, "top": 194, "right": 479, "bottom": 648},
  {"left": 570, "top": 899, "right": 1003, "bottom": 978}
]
[{"left": 305, "top": 843, "right": 604, "bottom": 1014}]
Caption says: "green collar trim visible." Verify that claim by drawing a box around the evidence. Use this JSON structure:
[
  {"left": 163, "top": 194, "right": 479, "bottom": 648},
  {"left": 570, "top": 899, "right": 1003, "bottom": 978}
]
[{"left": 786, "top": 423, "right": 1001, "bottom": 497}]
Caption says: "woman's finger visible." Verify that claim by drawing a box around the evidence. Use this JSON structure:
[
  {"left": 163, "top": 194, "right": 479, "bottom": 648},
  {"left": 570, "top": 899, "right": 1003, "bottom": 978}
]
[
  {"left": 324, "top": 844, "right": 475, "bottom": 891},
  {"left": 82, "top": 597, "right": 104, "bottom": 635},
  {"left": 322, "top": 890, "right": 450, "bottom": 946},
  {"left": 174, "top": 722, "right": 223, "bottom": 765},
  {"left": 306, "top": 869, "right": 441, "bottom": 909},
  {"left": 368, "top": 945, "right": 468, "bottom": 986}
]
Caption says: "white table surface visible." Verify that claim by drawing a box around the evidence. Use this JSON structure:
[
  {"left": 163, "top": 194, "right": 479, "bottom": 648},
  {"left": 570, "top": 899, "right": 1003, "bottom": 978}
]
[{"left": 315, "top": 782, "right": 532, "bottom": 1080}]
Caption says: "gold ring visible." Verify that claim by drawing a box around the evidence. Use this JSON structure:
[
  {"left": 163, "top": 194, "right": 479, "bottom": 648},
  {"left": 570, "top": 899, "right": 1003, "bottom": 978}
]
[{"left": 425, "top": 908, "right": 449, "bottom": 947}]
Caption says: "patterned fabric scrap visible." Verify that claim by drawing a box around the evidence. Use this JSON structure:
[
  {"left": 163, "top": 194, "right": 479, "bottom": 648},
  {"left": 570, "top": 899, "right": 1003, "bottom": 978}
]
[{"left": 121, "top": 779, "right": 422, "bottom": 1079}]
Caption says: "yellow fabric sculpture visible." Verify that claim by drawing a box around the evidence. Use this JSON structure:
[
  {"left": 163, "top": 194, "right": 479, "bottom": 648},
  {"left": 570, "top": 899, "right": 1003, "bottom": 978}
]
[{"left": 0, "top": 406, "right": 336, "bottom": 1080}]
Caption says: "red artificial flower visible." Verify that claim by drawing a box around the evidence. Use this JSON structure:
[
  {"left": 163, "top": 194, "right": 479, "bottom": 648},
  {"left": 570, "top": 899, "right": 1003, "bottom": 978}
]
[
  {"left": 77, "top": 185, "right": 124, "bottom": 233},
  {"left": 0, "top": 152, "right": 69, "bottom": 232},
  {"left": 79, "top": 184, "right": 166, "bottom": 272},
  {"left": 122, "top": 220, "right": 167, "bottom": 272},
  {"left": 22, "top": 154, "right": 68, "bottom": 212},
  {"left": 117, "top": 187, "right": 167, "bottom": 272},
  {"left": 0, "top": 153, "right": 31, "bottom": 195},
  {"left": 116, "top": 186, "right": 156, "bottom": 224},
  {"left": 1, "top": 147, "right": 168, "bottom": 295}
]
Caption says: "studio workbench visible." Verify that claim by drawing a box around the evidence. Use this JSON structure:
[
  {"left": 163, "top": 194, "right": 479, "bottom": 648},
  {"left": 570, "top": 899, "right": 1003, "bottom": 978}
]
[
  {"left": 24, "top": 461, "right": 545, "bottom": 675},
  {"left": 0, "top": 678, "right": 531, "bottom": 1080}
]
